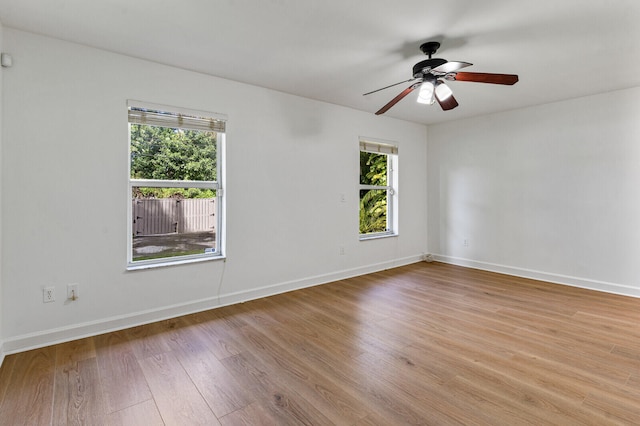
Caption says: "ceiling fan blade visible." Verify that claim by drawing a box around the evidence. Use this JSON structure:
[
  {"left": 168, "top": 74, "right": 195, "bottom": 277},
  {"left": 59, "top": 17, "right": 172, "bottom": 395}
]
[
  {"left": 431, "top": 61, "right": 472, "bottom": 74},
  {"left": 375, "top": 84, "right": 419, "bottom": 115},
  {"left": 435, "top": 91, "right": 459, "bottom": 111},
  {"left": 363, "top": 78, "right": 417, "bottom": 96},
  {"left": 453, "top": 72, "right": 519, "bottom": 85}
]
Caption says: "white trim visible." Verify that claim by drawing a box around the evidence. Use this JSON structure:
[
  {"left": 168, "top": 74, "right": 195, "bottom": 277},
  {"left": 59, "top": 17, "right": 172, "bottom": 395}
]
[
  {"left": 433, "top": 254, "right": 640, "bottom": 298},
  {"left": 359, "top": 144, "right": 398, "bottom": 237},
  {"left": 130, "top": 179, "right": 218, "bottom": 189},
  {"left": 128, "top": 108, "right": 225, "bottom": 133},
  {"left": 127, "top": 253, "right": 225, "bottom": 271},
  {"left": 359, "top": 232, "right": 398, "bottom": 241},
  {"left": 359, "top": 184, "right": 391, "bottom": 191},
  {"left": 359, "top": 140, "right": 398, "bottom": 155},
  {"left": 216, "top": 134, "right": 226, "bottom": 256},
  {"left": 2, "top": 254, "right": 423, "bottom": 355},
  {"left": 127, "top": 119, "right": 133, "bottom": 264},
  {"left": 127, "top": 99, "right": 228, "bottom": 123},
  {"left": 127, "top": 100, "right": 225, "bottom": 267},
  {"left": 359, "top": 136, "right": 399, "bottom": 151},
  {"left": 0, "top": 341, "right": 5, "bottom": 368}
]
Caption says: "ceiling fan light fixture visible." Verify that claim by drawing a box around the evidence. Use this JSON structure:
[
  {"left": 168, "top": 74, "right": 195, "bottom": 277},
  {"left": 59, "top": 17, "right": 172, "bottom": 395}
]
[
  {"left": 435, "top": 81, "right": 453, "bottom": 101},
  {"left": 417, "top": 81, "right": 435, "bottom": 104},
  {"left": 366, "top": 40, "right": 519, "bottom": 115}
]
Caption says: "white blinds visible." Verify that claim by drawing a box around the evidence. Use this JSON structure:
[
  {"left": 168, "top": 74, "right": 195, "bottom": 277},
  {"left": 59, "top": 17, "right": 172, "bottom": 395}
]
[
  {"left": 128, "top": 107, "right": 226, "bottom": 133},
  {"left": 359, "top": 140, "right": 398, "bottom": 155}
]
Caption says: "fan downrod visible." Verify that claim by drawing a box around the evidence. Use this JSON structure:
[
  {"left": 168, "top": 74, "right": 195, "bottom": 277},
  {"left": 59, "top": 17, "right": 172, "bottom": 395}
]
[{"left": 419, "top": 41, "right": 440, "bottom": 58}]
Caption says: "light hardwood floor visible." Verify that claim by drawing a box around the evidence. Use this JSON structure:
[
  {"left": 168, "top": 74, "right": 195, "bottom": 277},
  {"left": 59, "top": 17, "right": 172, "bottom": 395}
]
[{"left": 0, "top": 262, "right": 639, "bottom": 425}]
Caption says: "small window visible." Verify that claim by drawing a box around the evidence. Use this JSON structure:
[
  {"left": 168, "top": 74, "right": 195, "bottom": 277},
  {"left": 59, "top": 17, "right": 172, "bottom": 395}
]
[
  {"left": 128, "top": 101, "right": 225, "bottom": 268},
  {"left": 359, "top": 140, "right": 398, "bottom": 239}
]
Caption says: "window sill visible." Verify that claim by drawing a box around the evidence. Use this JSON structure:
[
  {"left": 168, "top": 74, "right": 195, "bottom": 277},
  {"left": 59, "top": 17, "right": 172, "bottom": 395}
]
[
  {"left": 359, "top": 232, "right": 398, "bottom": 241},
  {"left": 127, "top": 254, "right": 225, "bottom": 271}
]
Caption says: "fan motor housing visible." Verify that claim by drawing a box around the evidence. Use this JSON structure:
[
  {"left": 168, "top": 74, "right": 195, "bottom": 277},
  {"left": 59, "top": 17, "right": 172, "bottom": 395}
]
[{"left": 413, "top": 58, "right": 447, "bottom": 77}]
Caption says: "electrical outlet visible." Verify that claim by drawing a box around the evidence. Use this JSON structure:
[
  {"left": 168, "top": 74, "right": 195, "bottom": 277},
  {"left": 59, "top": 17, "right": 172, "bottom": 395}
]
[
  {"left": 463, "top": 239, "right": 469, "bottom": 247},
  {"left": 339, "top": 246, "right": 345, "bottom": 255},
  {"left": 43, "top": 287, "right": 55, "bottom": 303},
  {"left": 67, "top": 284, "right": 79, "bottom": 301}
]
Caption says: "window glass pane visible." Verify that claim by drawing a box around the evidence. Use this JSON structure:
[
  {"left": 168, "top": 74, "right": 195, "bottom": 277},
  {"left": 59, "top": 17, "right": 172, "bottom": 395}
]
[
  {"left": 132, "top": 187, "right": 217, "bottom": 262},
  {"left": 359, "top": 189, "right": 388, "bottom": 234},
  {"left": 360, "top": 151, "right": 388, "bottom": 186},
  {"left": 130, "top": 124, "right": 217, "bottom": 181}
]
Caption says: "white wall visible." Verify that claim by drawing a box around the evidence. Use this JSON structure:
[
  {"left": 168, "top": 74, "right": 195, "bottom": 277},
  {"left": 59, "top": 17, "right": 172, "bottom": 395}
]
[
  {"left": 0, "top": 21, "right": 4, "bottom": 365},
  {"left": 1, "top": 29, "right": 428, "bottom": 353},
  {"left": 428, "top": 87, "right": 640, "bottom": 297}
]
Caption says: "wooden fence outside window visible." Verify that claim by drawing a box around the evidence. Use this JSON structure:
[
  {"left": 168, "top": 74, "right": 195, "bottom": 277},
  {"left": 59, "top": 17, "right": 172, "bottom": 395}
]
[{"left": 132, "top": 198, "right": 216, "bottom": 236}]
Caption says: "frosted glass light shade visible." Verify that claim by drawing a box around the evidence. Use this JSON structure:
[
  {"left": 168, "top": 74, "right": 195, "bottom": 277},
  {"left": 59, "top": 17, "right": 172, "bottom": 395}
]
[
  {"left": 435, "top": 82, "right": 453, "bottom": 100},
  {"left": 417, "top": 81, "right": 435, "bottom": 104}
]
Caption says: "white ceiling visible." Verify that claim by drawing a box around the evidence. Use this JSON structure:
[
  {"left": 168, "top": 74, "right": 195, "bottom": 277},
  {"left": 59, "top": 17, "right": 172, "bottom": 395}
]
[{"left": 1, "top": 0, "right": 639, "bottom": 125}]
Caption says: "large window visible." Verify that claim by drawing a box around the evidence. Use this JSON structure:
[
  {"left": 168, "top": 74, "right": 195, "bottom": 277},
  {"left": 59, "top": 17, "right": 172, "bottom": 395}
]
[
  {"left": 359, "top": 139, "right": 398, "bottom": 239},
  {"left": 127, "top": 101, "right": 225, "bottom": 268}
]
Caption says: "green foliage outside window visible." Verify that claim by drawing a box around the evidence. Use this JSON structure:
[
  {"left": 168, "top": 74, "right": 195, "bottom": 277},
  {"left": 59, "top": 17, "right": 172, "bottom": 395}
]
[
  {"left": 130, "top": 124, "right": 217, "bottom": 199},
  {"left": 360, "top": 151, "right": 388, "bottom": 234}
]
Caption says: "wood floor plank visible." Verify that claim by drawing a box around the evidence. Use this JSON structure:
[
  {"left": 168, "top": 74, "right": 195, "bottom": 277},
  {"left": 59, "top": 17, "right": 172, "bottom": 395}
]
[
  {"left": 207, "top": 305, "right": 250, "bottom": 331},
  {"left": 163, "top": 317, "right": 213, "bottom": 355},
  {"left": 510, "top": 326, "right": 633, "bottom": 384},
  {"left": 419, "top": 342, "right": 614, "bottom": 425},
  {"left": 52, "top": 336, "right": 104, "bottom": 426},
  {"left": 218, "top": 401, "right": 281, "bottom": 426},
  {"left": 0, "top": 354, "right": 17, "bottom": 404},
  {"left": 441, "top": 376, "right": 543, "bottom": 426},
  {"left": 1, "top": 262, "right": 639, "bottom": 425},
  {"left": 138, "top": 351, "right": 220, "bottom": 425},
  {"left": 231, "top": 321, "right": 369, "bottom": 425},
  {"left": 0, "top": 346, "right": 56, "bottom": 425},
  {"left": 124, "top": 321, "right": 174, "bottom": 360},
  {"left": 627, "top": 373, "right": 639, "bottom": 388},
  {"left": 175, "top": 346, "right": 254, "bottom": 418},
  {"left": 255, "top": 294, "right": 367, "bottom": 360},
  {"left": 219, "top": 352, "right": 297, "bottom": 425},
  {"left": 175, "top": 308, "right": 248, "bottom": 362},
  {"left": 582, "top": 388, "right": 640, "bottom": 424},
  {"left": 221, "top": 351, "right": 336, "bottom": 425},
  {"left": 105, "top": 399, "right": 164, "bottom": 426},
  {"left": 94, "top": 330, "right": 152, "bottom": 413},
  {"left": 298, "top": 283, "right": 390, "bottom": 324},
  {"left": 234, "top": 305, "right": 439, "bottom": 424},
  {"left": 55, "top": 336, "right": 97, "bottom": 364}
]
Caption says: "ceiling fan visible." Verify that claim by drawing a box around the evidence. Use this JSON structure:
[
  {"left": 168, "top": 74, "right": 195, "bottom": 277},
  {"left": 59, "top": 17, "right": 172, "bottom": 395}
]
[{"left": 364, "top": 41, "right": 518, "bottom": 114}]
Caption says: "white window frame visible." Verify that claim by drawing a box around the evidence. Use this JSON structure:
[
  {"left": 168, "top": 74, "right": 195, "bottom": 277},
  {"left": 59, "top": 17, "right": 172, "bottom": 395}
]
[
  {"left": 359, "top": 138, "right": 398, "bottom": 240},
  {"left": 126, "top": 100, "right": 226, "bottom": 269}
]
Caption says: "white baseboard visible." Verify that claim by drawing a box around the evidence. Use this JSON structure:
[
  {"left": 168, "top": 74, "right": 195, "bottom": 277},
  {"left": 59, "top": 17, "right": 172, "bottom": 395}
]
[
  {"left": 434, "top": 254, "right": 640, "bottom": 298},
  {"left": 0, "top": 341, "right": 5, "bottom": 369},
  {"left": 2, "top": 254, "right": 423, "bottom": 356}
]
